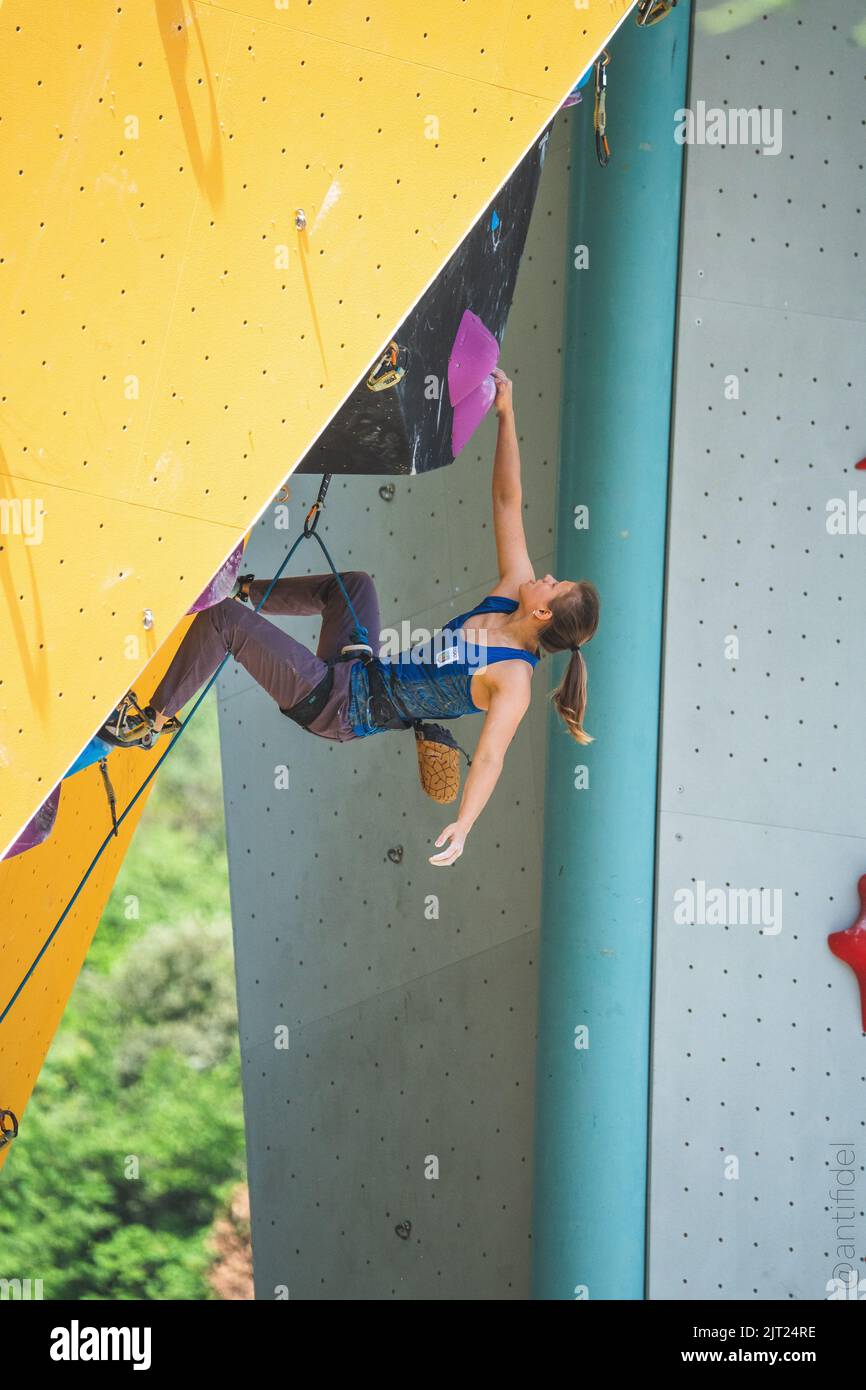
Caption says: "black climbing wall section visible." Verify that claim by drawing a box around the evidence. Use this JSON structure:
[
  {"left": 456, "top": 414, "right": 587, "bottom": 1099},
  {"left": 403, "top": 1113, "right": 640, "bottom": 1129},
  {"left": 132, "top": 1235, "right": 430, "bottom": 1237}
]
[{"left": 296, "top": 126, "right": 553, "bottom": 476}]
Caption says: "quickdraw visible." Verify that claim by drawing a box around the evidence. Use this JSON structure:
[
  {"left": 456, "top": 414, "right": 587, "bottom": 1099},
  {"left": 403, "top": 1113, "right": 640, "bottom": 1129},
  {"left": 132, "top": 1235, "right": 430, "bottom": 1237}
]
[
  {"left": 593, "top": 51, "right": 610, "bottom": 169},
  {"left": 0, "top": 1108, "right": 19, "bottom": 1149},
  {"left": 98, "top": 757, "right": 119, "bottom": 837},
  {"left": 636, "top": 0, "right": 678, "bottom": 26},
  {"left": 303, "top": 471, "right": 331, "bottom": 536},
  {"left": 305, "top": 472, "right": 372, "bottom": 658},
  {"left": 366, "top": 339, "right": 409, "bottom": 392}
]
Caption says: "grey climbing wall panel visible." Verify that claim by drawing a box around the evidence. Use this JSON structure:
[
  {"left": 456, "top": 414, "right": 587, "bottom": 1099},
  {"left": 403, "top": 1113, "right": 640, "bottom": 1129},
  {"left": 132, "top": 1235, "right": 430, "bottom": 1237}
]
[
  {"left": 217, "top": 115, "right": 572, "bottom": 1299},
  {"left": 649, "top": 2, "right": 866, "bottom": 1300}
]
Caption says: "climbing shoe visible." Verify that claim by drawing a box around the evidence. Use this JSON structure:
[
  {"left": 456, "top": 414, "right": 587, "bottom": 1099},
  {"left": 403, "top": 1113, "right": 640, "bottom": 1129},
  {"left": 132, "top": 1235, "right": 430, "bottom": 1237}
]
[
  {"left": 99, "top": 693, "right": 181, "bottom": 750},
  {"left": 231, "top": 573, "right": 255, "bottom": 604}
]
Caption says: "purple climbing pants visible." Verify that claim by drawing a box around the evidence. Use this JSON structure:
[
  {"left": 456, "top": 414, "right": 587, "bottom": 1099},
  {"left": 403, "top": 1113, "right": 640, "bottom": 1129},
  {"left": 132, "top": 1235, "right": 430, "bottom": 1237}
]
[{"left": 149, "top": 571, "right": 381, "bottom": 742}]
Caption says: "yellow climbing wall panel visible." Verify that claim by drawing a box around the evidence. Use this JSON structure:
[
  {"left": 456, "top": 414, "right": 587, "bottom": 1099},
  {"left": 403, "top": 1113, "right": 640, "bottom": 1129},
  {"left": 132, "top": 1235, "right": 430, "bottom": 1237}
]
[
  {"left": 0, "top": 0, "right": 634, "bottom": 853},
  {"left": 0, "top": 623, "right": 190, "bottom": 1173}
]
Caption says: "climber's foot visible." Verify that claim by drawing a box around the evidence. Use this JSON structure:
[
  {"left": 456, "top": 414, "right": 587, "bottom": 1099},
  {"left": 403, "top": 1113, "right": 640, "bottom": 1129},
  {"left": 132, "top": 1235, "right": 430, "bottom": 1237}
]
[
  {"left": 232, "top": 573, "right": 255, "bottom": 604},
  {"left": 120, "top": 708, "right": 181, "bottom": 749},
  {"left": 100, "top": 696, "right": 181, "bottom": 750}
]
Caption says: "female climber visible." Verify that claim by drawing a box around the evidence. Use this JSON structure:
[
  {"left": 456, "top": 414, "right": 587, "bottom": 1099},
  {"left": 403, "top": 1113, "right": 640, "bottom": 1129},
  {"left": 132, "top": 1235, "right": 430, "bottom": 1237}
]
[{"left": 113, "top": 369, "right": 599, "bottom": 866}]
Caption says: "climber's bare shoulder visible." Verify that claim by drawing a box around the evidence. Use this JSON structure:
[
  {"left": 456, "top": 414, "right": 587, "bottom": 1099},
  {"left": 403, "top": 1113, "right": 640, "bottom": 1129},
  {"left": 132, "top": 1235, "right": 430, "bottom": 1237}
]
[{"left": 470, "top": 657, "right": 533, "bottom": 716}]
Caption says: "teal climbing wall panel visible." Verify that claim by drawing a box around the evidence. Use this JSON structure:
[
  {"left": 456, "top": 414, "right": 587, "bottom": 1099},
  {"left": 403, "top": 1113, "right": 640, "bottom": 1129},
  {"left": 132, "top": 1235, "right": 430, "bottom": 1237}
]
[{"left": 532, "top": 5, "right": 691, "bottom": 1300}]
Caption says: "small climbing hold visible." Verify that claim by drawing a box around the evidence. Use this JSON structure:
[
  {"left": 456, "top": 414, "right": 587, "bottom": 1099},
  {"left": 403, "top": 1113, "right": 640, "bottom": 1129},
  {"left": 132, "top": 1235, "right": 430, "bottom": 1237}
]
[
  {"left": 561, "top": 66, "right": 592, "bottom": 110},
  {"left": 490, "top": 208, "right": 502, "bottom": 250}
]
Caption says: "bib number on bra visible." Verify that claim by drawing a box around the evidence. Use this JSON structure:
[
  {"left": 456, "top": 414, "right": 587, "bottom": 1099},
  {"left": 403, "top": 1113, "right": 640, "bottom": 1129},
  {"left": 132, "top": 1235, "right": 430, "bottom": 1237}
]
[{"left": 434, "top": 644, "right": 460, "bottom": 668}]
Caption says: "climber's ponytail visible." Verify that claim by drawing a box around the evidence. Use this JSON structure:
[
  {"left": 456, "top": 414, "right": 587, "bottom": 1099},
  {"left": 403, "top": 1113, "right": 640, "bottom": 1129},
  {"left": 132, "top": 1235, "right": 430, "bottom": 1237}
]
[
  {"left": 550, "top": 645, "right": 592, "bottom": 745},
  {"left": 538, "top": 579, "right": 599, "bottom": 745}
]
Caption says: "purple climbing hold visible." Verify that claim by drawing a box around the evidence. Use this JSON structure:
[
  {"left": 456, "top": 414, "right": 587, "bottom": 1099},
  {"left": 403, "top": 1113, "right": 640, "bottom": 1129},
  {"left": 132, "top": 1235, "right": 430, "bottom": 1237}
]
[
  {"left": 448, "top": 310, "right": 500, "bottom": 457},
  {"left": 187, "top": 540, "right": 245, "bottom": 613},
  {"left": 447, "top": 310, "right": 499, "bottom": 409},
  {"left": 561, "top": 65, "right": 593, "bottom": 108},
  {"left": 3, "top": 783, "right": 62, "bottom": 859},
  {"left": 451, "top": 376, "right": 497, "bottom": 458}
]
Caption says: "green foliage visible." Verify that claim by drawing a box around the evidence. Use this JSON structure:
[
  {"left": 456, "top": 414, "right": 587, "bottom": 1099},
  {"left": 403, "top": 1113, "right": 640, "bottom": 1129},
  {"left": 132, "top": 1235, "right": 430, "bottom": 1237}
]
[
  {"left": 0, "top": 689, "right": 246, "bottom": 1300},
  {"left": 82, "top": 918, "right": 241, "bottom": 1085}
]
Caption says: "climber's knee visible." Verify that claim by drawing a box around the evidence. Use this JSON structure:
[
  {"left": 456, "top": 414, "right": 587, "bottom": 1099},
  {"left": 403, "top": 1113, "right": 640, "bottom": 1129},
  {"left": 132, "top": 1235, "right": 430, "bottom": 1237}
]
[
  {"left": 211, "top": 596, "right": 240, "bottom": 625},
  {"left": 341, "top": 570, "right": 374, "bottom": 598}
]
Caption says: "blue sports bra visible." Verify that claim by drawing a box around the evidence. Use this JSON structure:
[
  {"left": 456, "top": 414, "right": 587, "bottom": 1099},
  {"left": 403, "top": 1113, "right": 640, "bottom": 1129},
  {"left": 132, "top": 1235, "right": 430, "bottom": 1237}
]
[{"left": 347, "top": 594, "right": 539, "bottom": 738}]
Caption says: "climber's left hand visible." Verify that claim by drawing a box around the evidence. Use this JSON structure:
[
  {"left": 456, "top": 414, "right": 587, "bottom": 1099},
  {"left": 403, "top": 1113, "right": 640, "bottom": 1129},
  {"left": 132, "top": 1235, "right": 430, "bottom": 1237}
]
[{"left": 429, "top": 821, "right": 468, "bottom": 867}]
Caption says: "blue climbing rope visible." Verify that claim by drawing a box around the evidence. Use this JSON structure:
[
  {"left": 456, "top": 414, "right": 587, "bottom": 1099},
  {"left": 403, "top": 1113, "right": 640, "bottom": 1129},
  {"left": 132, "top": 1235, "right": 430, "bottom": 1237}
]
[{"left": 0, "top": 476, "right": 362, "bottom": 1026}]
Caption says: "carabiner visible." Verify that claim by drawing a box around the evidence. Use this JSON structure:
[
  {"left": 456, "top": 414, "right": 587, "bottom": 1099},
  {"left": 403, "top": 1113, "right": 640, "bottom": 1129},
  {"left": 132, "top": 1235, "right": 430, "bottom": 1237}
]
[
  {"left": 366, "top": 340, "right": 409, "bottom": 392},
  {"left": 304, "top": 473, "right": 332, "bottom": 537},
  {"left": 594, "top": 52, "right": 611, "bottom": 168},
  {"left": 636, "top": 0, "right": 677, "bottom": 27},
  {"left": 0, "top": 1108, "right": 19, "bottom": 1148}
]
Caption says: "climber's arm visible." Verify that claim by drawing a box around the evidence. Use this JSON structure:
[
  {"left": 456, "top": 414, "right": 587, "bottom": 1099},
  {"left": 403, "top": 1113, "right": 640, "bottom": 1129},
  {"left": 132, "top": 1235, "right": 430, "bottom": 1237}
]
[
  {"left": 489, "top": 369, "right": 534, "bottom": 599},
  {"left": 429, "top": 672, "right": 532, "bottom": 867}
]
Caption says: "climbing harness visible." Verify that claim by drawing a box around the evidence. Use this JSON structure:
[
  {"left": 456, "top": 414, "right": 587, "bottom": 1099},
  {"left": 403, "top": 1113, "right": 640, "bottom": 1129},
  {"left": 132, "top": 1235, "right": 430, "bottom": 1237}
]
[
  {"left": 593, "top": 52, "right": 610, "bottom": 168},
  {"left": 0, "top": 1108, "right": 19, "bottom": 1149},
  {"left": 1, "top": 471, "right": 465, "bottom": 1028},
  {"left": 366, "top": 340, "right": 409, "bottom": 392},
  {"left": 280, "top": 476, "right": 375, "bottom": 728},
  {"left": 635, "top": 0, "right": 677, "bottom": 26}
]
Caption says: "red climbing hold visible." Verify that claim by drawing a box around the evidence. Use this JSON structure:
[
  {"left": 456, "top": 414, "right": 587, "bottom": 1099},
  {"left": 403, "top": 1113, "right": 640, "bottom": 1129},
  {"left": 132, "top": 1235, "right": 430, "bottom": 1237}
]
[
  {"left": 827, "top": 874, "right": 866, "bottom": 1033},
  {"left": 854, "top": 458, "right": 866, "bottom": 471}
]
